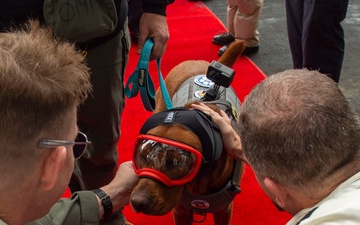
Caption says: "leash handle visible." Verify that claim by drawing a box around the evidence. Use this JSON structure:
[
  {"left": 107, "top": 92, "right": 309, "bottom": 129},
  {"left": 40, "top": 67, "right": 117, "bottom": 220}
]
[
  {"left": 124, "top": 38, "right": 173, "bottom": 111},
  {"left": 124, "top": 38, "right": 156, "bottom": 111}
]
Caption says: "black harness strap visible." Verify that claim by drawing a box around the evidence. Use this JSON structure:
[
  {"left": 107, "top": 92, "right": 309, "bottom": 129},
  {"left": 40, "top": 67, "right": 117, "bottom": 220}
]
[{"left": 180, "top": 159, "right": 242, "bottom": 215}]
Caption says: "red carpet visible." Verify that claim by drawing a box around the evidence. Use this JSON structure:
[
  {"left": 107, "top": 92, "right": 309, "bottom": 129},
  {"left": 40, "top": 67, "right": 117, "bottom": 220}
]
[
  {"left": 117, "top": 0, "right": 292, "bottom": 224},
  {"left": 63, "top": 0, "right": 292, "bottom": 224}
]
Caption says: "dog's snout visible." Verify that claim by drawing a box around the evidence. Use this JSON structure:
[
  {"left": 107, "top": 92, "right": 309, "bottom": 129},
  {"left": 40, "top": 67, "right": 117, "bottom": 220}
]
[{"left": 130, "top": 193, "right": 152, "bottom": 213}]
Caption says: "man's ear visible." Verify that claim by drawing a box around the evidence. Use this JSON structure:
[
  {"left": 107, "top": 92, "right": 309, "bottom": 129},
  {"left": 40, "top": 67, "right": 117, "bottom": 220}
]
[
  {"left": 40, "top": 146, "right": 67, "bottom": 190},
  {"left": 264, "top": 177, "right": 287, "bottom": 209}
]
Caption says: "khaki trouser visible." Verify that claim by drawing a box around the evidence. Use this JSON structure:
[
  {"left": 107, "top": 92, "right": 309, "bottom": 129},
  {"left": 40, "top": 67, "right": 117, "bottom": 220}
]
[{"left": 227, "top": 0, "right": 263, "bottom": 47}]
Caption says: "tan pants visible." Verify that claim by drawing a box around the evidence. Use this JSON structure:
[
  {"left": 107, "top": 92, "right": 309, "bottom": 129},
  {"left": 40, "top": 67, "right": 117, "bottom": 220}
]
[{"left": 227, "top": 0, "right": 263, "bottom": 47}]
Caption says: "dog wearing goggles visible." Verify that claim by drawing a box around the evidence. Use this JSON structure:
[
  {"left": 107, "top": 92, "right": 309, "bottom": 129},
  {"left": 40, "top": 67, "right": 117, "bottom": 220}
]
[{"left": 130, "top": 41, "right": 246, "bottom": 225}]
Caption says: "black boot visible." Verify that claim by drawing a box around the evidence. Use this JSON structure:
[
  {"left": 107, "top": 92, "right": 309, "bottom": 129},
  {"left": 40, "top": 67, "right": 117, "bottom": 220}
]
[
  {"left": 212, "top": 33, "right": 235, "bottom": 46},
  {"left": 218, "top": 42, "right": 259, "bottom": 56}
]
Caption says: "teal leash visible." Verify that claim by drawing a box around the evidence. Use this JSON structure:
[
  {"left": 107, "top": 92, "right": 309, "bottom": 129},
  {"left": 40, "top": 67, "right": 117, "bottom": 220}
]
[
  {"left": 124, "top": 38, "right": 155, "bottom": 111},
  {"left": 124, "top": 38, "right": 173, "bottom": 111},
  {"left": 156, "top": 57, "right": 173, "bottom": 110}
]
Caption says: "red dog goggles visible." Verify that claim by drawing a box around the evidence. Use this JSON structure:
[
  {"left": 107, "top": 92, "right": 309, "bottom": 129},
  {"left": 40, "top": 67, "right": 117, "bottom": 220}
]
[{"left": 133, "top": 134, "right": 203, "bottom": 186}]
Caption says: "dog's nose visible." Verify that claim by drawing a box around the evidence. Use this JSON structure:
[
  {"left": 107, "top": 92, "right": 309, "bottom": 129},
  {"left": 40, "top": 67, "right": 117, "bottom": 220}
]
[{"left": 131, "top": 194, "right": 152, "bottom": 212}]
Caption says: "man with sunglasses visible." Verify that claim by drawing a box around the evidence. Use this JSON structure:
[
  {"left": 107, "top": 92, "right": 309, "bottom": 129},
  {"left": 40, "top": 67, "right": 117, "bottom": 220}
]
[
  {"left": 192, "top": 69, "right": 360, "bottom": 224},
  {"left": 0, "top": 20, "right": 138, "bottom": 225}
]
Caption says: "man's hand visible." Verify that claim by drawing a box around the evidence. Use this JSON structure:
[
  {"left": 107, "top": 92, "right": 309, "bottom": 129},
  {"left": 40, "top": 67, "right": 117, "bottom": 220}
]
[
  {"left": 137, "top": 12, "right": 169, "bottom": 60},
  {"left": 191, "top": 103, "right": 248, "bottom": 163},
  {"left": 101, "top": 161, "right": 139, "bottom": 213}
]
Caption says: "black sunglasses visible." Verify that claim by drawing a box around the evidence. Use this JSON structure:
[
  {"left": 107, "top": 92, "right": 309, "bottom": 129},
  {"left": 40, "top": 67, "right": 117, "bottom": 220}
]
[{"left": 37, "top": 131, "right": 91, "bottom": 159}]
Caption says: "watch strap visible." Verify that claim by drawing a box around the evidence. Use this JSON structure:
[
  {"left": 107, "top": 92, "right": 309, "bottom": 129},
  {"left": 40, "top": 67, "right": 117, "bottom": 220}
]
[{"left": 92, "top": 188, "right": 113, "bottom": 220}]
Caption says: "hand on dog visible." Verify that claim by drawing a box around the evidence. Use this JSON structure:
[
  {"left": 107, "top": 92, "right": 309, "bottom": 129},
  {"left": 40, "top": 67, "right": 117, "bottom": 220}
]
[
  {"left": 101, "top": 161, "right": 139, "bottom": 213},
  {"left": 191, "top": 103, "right": 248, "bottom": 163}
]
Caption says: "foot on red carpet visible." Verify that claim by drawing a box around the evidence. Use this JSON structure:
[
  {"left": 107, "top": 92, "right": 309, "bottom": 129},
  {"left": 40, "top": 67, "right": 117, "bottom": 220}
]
[
  {"left": 218, "top": 43, "right": 259, "bottom": 56},
  {"left": 212, "top": 33, "right": 235, "bottom": 46}
]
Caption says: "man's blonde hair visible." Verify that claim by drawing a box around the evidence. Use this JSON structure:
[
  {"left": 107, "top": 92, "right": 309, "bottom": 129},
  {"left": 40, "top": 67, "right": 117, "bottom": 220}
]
[{"left": 0, "top": 20, "right": 92, "bottom": 182}]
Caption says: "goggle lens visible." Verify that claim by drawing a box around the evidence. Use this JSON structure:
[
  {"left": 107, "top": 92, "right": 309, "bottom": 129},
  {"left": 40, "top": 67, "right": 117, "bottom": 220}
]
[
  {"left": 135, "top": 139, "right": 196, "bottom": 179},
  {"left": 133, "top": 134, "right": 202, "bottom": 186}
]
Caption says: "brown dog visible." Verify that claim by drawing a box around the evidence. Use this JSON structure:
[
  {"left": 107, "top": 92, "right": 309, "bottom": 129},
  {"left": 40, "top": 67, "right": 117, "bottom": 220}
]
[{"left": 130, "top": 41, "right": 246, "bottom": 225}]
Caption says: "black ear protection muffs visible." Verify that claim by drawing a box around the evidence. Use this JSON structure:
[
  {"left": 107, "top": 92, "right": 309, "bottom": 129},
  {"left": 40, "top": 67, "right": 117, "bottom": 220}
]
[{"left": 139, "top": 107, "right": 223, "bottom": 165}]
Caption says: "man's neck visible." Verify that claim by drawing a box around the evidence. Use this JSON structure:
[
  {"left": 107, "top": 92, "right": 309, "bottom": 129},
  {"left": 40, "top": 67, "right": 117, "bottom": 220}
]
[
  {"left": 283, "top": 185, "right": 326, "bottom": 215},
  {"left": 0, "top": 184, "right": 34, "bottom": 225}
]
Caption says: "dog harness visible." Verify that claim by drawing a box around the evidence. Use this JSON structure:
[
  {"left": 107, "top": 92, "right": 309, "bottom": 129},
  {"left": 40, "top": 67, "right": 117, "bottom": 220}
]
[
  {"left": 172, "top": 74, "right": 240, "bottom": 121},
  {"left": 180, "top": 159, "right": 242, "bottom": 222},
  {"left": 172, "top": 75, "right": 242, "bottom": 221}
]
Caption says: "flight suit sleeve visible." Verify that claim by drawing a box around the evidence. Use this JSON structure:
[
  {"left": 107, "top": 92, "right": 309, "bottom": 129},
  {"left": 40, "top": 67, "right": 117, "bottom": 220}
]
[{"left": 26, "top": 191, "right": 100, "bottom": 225}]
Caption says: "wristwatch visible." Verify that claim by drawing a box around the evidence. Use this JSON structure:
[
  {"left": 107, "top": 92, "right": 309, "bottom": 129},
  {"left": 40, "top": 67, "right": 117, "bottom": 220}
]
[{"left": 92, "top": 188, "right": 113, "bottom": 220}]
